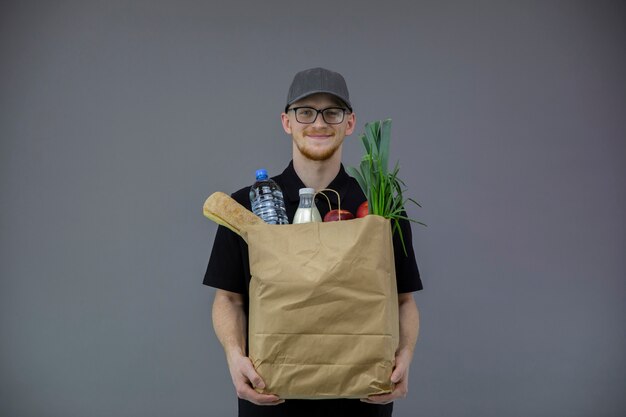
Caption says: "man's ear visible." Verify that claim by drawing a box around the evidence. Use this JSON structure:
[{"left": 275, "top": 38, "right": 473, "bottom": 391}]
[
  {"left": 281, "top": 112, "right": 292, "bottom": 134},
  {"left": 345, "top": 112, "right": 356, "bottom": 135}
]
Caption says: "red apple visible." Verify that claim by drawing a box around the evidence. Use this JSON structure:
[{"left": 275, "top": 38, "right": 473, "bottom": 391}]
[
  {"left": 356, "top": 201, "right": 369, "bottom": 218},
  {"left": 323, "top": 209, "right": 355, "bottom": 222}
]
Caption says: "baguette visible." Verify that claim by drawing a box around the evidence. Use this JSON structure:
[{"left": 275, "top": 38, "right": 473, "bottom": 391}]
[{"left": 203, "top": 192, "right": 263, "bottom": 239}]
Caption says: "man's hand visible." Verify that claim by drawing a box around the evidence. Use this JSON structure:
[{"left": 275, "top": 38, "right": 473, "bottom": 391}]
[
  {"left": 362, "top": 292, "right": 419, "bottom": 404},
  {"left": 213, "top": 290, "right": 284, "bottom": 406},
  {"left": 361, "top": 348, "right": 412, "bottom": 405},
  {"left": 226, "top": 351, "right": 285, "bottom": 406}
]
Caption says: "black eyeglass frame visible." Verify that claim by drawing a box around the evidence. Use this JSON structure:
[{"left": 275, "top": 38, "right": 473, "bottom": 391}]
[{"left": 288, "top": 106, "right": 351, "bottom": 124}]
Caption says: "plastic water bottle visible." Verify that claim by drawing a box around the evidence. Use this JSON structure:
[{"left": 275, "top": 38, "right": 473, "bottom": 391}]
[{"left": 249, "top": 169, "right": 289, "bottom": 224}]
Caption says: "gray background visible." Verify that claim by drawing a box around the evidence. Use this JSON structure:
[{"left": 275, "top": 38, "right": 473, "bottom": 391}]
[{"left": 1, "top": 1, "right": 624, "bottom": 416}]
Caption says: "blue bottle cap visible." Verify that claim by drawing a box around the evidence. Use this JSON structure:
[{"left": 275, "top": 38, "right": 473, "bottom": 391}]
[{"left": 255, "top": 169, "right": 268, "bottom": 180}]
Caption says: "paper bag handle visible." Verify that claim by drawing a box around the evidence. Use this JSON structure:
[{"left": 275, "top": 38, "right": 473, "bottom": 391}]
[{"left": 315, "top": 188, "right": 345, "bottom": 219}]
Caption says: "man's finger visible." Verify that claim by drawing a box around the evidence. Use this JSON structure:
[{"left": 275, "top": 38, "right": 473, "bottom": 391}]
[
  {"left": 391, "top": 357, "right": 410, "bottom": 383},
  {"left": 236, "top": 383, "right": 283, "bottom": 405},
  {"left": 241, "top": 361, "right": 266, "bottom": 389},
  {"left": 361, "top": 394, "right": 394, "bottom": 405},
  {"left": 390, "top": 366, "right": 405, "bottom": 384},
  {"left": 247, "top": 388, "right": 284, "bottom": 406},
  {"left": 250, "top": 392, "right": 285, "bottom": 406}
]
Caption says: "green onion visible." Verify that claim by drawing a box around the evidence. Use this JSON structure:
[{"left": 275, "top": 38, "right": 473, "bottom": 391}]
[{"left": 346, "top": 119, "right": 425, "bottom": 256}]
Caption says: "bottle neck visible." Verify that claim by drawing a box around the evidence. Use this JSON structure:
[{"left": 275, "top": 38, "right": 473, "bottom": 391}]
[{"left": 298, "top": 194, "right": 315, "bottom": 208}]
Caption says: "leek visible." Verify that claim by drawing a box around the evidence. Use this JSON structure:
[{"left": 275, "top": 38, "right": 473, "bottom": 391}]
[{"left": 346, "top": 119, "right": 425, "bottom": 256}]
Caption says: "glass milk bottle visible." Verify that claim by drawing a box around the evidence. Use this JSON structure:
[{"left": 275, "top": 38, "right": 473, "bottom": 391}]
[{"left": 293, "top": 188, "right": 322, "bottom": 224}]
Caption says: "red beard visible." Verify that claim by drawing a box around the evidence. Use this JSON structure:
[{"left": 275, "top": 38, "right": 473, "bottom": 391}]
[{"left": 295, "top": 129, "right": 342, "bottom": 161}]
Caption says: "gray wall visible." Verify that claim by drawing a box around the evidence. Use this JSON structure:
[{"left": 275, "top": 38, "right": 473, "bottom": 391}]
[{"left": 1, "top": 1, "right": 624, "bottom": 416}]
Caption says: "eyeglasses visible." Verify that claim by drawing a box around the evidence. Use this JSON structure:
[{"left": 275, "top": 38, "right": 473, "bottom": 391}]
[{"left": 288, "top": 107, "right": 349, "bottom": 124}]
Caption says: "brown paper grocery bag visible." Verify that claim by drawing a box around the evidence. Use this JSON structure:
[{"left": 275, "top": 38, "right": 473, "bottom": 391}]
[
  {"left": 246, "top": 216, "right": 399, "bottom": 399},
  {"left": 203, "top": 192, "right": 399, "bottom": 399}
]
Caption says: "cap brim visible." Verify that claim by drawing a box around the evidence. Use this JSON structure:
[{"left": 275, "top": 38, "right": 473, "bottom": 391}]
[{"left": 285, "top": 89, "right": 352, "bottom": 112}]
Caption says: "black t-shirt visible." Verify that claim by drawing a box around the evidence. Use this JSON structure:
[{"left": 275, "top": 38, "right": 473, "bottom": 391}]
[{"left": 203, "top": 161, "right": 423, "bottom": 417}]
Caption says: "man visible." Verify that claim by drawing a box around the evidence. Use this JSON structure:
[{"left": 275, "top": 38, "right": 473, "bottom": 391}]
[{"left": 204, "top": 67, "right": 423, "bottom": 417}]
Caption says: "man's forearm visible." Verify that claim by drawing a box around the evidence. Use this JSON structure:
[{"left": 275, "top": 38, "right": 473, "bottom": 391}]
[
  {"left": 397, "top": 292, "right": 420, "bottom": 356},
  {"left": 212, "top": 289, "right": 283, "bottom": 404},
  {"left": 212, "top": 289, "right": 247, "bottom": 359}
]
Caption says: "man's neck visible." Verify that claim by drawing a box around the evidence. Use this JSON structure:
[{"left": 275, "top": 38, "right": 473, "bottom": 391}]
[{"left": 292, "top": 151, "right": 342, "bottom": 192}]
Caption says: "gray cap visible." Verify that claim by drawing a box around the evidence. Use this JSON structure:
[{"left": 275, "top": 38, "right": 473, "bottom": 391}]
[{"left": 285, "top": 67, "right": 352, "bottom": 112}]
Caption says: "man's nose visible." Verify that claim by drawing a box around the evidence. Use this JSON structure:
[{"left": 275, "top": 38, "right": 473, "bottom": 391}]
[{"left": 312, "top": 112, "right": 329, "bottom": 128}]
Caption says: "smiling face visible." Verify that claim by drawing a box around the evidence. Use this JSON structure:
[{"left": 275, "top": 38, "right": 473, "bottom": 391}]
[{"left": 281, "top": 93, "right": 356, "bottom": 162}]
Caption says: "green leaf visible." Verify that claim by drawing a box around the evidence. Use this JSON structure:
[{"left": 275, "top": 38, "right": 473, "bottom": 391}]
[
  {"left": 406, "top": 197, "right": 422, "bottom": 208},
  {"left": 392, "top": 219, "right": 408, "bottom": 257},
  {"left": 359, "top": 158, "right": 372, "bottom": 184},
  {"left": 359, "top": 133, "right": 371, "bottom": 156},
  {"left": 379, "top": 118, "right": 392, "bottom": 176},
  {"left": 361, "top": 158, "right": 376, "bottom": 205},
  {"left": 365, "top": 121, "right": 380, "bottom": 153},
  {"left": 346, "top": 166, "right": 367, "bottom": 198}
]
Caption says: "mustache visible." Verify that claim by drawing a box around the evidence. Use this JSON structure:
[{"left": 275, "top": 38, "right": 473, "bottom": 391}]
[{"left": 303, "top": 128, "right": 335, "bottom": 135}]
